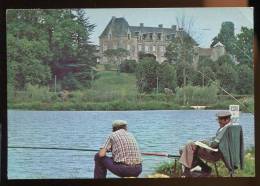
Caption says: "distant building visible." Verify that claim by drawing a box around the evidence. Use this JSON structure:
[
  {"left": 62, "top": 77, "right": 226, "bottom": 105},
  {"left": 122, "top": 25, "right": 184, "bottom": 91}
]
[
  {"left": 99, "top": 17, "right": 188, "bottom": 63},
  {"left": 99, "top": 17, "right": 225, "bottom": 65},
  {"left": 193, "top": 41, "right": 226, "bottom": 64}
]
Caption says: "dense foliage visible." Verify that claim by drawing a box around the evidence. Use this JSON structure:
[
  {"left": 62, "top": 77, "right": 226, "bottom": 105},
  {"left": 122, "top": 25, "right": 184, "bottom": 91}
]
[
  {"left": 7, "top": 9, "right": 97, "bottom": 91},
  {"left": 135, "top": 58, "right": 177, "bottom": 93},
  {"left": 119, "top": 60, "right": 137, "bottom": 73}
]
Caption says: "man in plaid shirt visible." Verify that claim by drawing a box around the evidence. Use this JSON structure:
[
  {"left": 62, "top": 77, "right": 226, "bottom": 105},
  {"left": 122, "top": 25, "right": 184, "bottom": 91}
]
[{"left": 94, "top": 120, "right": 142, "bottom": 178}]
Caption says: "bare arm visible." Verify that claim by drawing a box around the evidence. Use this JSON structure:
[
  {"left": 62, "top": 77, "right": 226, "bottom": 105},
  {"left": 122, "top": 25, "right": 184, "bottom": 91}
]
[{"left": 99, "top": 148, "right": 107, "bottom": 157}]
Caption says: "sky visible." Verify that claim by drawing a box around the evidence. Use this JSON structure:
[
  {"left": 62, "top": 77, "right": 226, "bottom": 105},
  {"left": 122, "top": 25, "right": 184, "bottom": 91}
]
[{"left": 84, "top": 8, "right": 253, "bottom": 48}]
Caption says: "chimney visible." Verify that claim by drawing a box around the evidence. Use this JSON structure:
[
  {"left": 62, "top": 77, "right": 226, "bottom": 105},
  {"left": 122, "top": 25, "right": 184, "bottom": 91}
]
[
  {"left": 158, "top": 24, "right": 163, "bottom": 28},
  {"left": 171, "top": 25, "right": 176, "bottom": 30},
  {"left": 140, "top": 23, "right": 144, "bottom": 27}
]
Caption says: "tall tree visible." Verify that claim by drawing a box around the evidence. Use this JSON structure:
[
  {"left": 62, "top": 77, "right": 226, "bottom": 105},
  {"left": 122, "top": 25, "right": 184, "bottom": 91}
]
[
  {"left": 214, "top": 55, "right": 238, "bottom": 93},
  {"left": 235, "top": 64, "right": 253, "bottom": 94},
  {"left": 210, "top": 21, "right": 236, "bottom": 54},
  {"left": 233, "top": 27, "right": 253, "bottom": 67},
  {"left": 7, "top": 10, "right": 52, "bottom": 90},
  {"left": 7, "top": 9, "right": 97, "bottom": 91},
  {"left": 165, "top": 15, "right": 197, "bottom": 89},
  {"left": 104, "top": 48, "right": 129, "bottom": 72}
]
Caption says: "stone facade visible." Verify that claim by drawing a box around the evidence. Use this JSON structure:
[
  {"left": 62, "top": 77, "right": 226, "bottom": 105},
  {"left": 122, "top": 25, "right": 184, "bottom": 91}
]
[
  {"left": 99, "top": 17, "right": 179, "bottom": 64},
  {"left": 99, "top": 17, "right": 226, "bottom": 64},
  {"left": 193, "top": 42, "right": 226, "bottom": 64}
]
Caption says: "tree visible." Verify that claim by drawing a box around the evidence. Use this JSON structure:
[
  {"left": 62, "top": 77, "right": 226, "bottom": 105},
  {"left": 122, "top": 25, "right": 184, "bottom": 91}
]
[
  {"left": 136, "top": 58, "right": 159, "bottom": 93},
  {"left": 233, "top": 27, "right": 253, "bottom": 67},
  {"left": 104, "top": 48, "right": 129, "bottom": 72},
  {"left": 6, "top": 9, "right": 97, "bottom": 91},
  {"left": 210, "top": 21, "right": 236, "bottom": 55},
  {"left": 165, "top": 15, "right": 197, "bottom": 89},
  {"left": 215, "top": 56, "right": 238, "bottom": 93},
  {"left": 7, "top": 11, "right": 52, "bottom": 90},
  {"left": 157, "top": 63, "right": 177, "bottom": 92},
  {"left": 120, "top": 60, "right": 137, "bottom": 73},
  {"left": 235, "top": 64, "right": 253, "bottom": 94}
]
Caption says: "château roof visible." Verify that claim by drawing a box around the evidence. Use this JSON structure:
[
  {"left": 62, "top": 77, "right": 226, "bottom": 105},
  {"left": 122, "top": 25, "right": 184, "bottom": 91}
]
[
  {"left": 100, "top": 17, "right": 177, "bottom": 38},
  {"left": 129, "top": 26, "right": 176, "bottom": 35},
  {"left": 100, "top": 17, "right": 130, "bottom": 38},
  {"left": 213, "top": 42, "right": 224, "bottom": 48}
]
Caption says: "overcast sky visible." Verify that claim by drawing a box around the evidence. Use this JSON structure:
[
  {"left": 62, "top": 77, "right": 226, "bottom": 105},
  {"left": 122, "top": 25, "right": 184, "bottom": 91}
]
[{"left": 84, "top": 7, "right": 253, "bottom": 48}]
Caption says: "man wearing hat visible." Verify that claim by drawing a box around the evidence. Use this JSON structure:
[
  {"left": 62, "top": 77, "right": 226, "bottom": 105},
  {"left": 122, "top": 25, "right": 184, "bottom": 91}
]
[
  {"left": 94, "top": 120, "right": 142, "bottom": 178},
  {"left": 179, "top": 111, "right": 232, "bottom": 176}
]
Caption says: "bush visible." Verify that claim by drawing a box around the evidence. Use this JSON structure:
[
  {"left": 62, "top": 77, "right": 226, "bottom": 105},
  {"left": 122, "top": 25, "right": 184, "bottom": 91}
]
[
  {"left": 136, "top": 58, "right": 159, "bottom": 93},
  {"left": 61, "top": 73, "right": 82, "bottom": 90},
  {"left": 104, "top": 64, "right": 112, "bottom": 71},
  {"left": 25, "top": 83, "right": 53, "bottom": 102},
  {"left": 120, "top": 60, "right": 137, "bottom": 73},
  {"left": 155, "top": 160, "right": 182, "bottom": 177},
  {"left": 175, "top": 83, "right": 219, "bottom": 105}
]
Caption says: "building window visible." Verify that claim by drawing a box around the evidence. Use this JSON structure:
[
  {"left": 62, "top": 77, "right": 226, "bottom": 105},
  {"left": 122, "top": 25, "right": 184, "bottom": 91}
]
[
  {"left": 142, "top": 34, "right": 147, "bottom": 40},
  {"left": 135, "top": 32, "right": 139, "bottom": 36},
  {"left": 157, "top": 33, "right": 162, "bottom": 40},
  {"left": 127, "top": 45, "right": 130, "bottom": 50},
  {"left": 138, "top": 45, "right": 142, "bottom": 51},
  {"left": 145, "top": 45, "right": 149, "bottom": 52},
  {"left": 159, "top": 46, "right": 164, "bottom": 52},
  {"left": 103, "top": 44, "right": 107, "bottom": 51},
  {"left": 149, "top": 33, "right": 153, "bottom": 41},
  {"left": 128, "top": 34, "right": 131, "bottom": 40},
  {"left": 109, "top": 33, "right": 112, "bottom": 40},
  {"left": 153, "top": 46, "right": 156, "bottom": 52}
]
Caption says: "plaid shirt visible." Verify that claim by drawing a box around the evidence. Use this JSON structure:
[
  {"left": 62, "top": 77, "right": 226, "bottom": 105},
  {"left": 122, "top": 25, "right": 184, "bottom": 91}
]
[{"left": 102, "top": 129, "right": 142, "bottom": 165}]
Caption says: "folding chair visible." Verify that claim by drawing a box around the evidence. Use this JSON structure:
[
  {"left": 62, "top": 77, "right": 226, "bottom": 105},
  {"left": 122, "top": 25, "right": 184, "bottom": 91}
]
[{"left": 204, "top": 125, "right": 244, "bottom": 177}]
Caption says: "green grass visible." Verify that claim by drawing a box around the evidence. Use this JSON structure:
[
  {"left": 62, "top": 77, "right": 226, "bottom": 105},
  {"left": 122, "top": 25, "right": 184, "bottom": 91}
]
[
  {"left": 91, "top": 71, "right": 138, "bottom": 95},
  {"left": 154, "top": 147, "right": 255, "bottom": 177}
]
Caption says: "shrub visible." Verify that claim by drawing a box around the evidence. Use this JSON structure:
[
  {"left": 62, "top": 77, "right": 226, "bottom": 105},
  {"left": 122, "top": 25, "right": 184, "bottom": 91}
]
[
  {"left": 104, "top": 64, "right": 112, "bottom": 71},
  {"left": 25, "top": 83, "right": 53, "bottom": 102},
  {"left": 119, "top": 60, "right": 137, "bottom": 73},
  {"left": 175, "top": 83, "right": 219, "bottom": 105}
]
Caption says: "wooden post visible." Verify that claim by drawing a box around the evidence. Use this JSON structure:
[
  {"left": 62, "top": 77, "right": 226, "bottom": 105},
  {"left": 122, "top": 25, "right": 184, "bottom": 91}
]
[{"left": 54, "top": 75, "right": 57, "bottom": 93}]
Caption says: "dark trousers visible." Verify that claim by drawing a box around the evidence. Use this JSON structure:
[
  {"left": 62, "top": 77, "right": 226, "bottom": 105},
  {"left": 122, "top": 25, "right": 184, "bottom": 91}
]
[{"left": 94, "top": 153, "right": 142, "bottom": 178}]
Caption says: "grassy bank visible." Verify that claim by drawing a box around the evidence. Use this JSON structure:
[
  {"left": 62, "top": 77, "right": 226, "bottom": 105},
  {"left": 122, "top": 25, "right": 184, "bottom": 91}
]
[
  {"left": 152, "top": 147, "right": 255, "bottom": 177},
  {"left": 8, "top": 70, "right": 254, "bottom": 111}
]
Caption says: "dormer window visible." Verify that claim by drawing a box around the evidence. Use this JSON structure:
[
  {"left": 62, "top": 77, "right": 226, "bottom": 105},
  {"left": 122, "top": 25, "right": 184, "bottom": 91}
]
[
  {"left": 149, "top": 33, "right": 153, "bottom": 41},
  {"left": 142, "top": 34, "right": 147, "bottom": 40},
  {"left": 157, "top": 33, "right": 162, "bottom": 41}
]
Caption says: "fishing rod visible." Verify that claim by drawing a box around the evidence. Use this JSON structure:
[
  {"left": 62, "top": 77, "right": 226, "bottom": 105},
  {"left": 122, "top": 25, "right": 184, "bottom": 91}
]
[
  {"left": 196, "top": 70, "right": 254, "bottom": 116},
  {"left": 8, "top": 146, "right": 180, "bottom": 158}
]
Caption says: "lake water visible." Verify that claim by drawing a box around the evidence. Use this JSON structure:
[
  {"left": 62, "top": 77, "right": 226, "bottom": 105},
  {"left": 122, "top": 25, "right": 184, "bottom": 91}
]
[{"left": 8, "top": 110, "right": 254, "bottom": 179}]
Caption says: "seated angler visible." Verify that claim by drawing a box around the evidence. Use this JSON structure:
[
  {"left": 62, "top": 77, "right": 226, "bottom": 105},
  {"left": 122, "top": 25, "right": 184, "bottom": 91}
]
[
  {"left": 179, "top": 111, "right": 233, "bottom": 176},
  {"left": 94, "top": 120, "right": 142, "bottom": 178}
]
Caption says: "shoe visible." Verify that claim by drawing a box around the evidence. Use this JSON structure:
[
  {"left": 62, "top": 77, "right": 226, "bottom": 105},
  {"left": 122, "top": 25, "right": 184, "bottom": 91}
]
[{"left": 190, "top": 165, "right": 202, "bottom": 172}]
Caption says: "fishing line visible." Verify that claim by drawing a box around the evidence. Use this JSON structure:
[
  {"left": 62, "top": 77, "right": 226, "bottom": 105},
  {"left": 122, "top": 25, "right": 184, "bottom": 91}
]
[
  {"left": 8, "top": 146, "right": 180, "bottom": 158},
  {"left": 196, "top": 70, "right": 254, "bottom": 116}
]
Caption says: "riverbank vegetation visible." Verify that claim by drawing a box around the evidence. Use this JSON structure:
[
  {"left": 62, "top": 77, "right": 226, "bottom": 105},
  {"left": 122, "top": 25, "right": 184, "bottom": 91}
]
[
  {"left": 152, "top": 147, "right": 255, "bottom": 177},
  {"left": 8, "top": 70, "right": 254, "bottom": 112}
]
